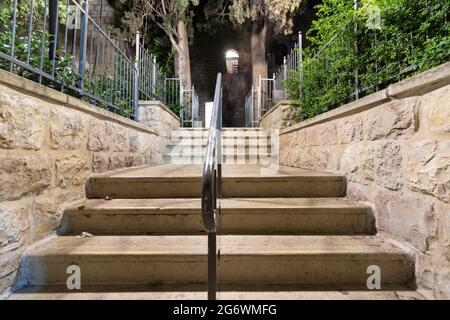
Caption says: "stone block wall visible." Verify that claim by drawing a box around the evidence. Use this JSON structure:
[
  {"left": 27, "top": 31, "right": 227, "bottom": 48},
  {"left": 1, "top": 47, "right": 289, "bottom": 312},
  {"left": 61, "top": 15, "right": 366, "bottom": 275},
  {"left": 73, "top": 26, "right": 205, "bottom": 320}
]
[
  {"left": 277, "top": 63, "right": 450, "bottom": 299},
  {"left": 136, "top": 100, "right": 180, "bottom": 161},
  {"left": 260, "top": 101, "right": 299, "bottom": 130},
  {"left": 0, "top": 69, "right": 179, "bottom": 297}
]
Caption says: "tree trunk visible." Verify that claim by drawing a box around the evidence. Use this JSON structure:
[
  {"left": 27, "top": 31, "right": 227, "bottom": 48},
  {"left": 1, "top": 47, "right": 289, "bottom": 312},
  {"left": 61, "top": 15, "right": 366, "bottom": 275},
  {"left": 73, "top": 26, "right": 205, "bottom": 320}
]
[
  {"left": 175, "top": 20, "right": 192, "bottom": 89},
  {"left": 251, "top": 21, "right": 267, "bottom": 87}
]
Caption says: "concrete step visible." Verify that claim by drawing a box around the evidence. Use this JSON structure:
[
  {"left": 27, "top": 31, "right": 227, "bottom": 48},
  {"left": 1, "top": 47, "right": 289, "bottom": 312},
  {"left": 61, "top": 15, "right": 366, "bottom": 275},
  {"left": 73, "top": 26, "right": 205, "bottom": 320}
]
[
  {"left": 166, "top": 143, "right": 271, "bottom": 151},
  {"left": 164, "top": 148, "right": 272, "bottom": 157},
  {"left": 60, "top": 198, "right": 375, "bottom": 235},
  {"left": 173, "top": 128, "right": 267, "bottom": 134},
  {"left": 9, "top": 285, "right": 424, "bottom": 300},
  {"left": 171, "top": 131, "right": 271, "bottom": 139},
  {"left": 86, "top": 164, "right": 346, "bottom": 199},
  {"left": 20, "top": 235, "right": 414, "bottom": 289}
]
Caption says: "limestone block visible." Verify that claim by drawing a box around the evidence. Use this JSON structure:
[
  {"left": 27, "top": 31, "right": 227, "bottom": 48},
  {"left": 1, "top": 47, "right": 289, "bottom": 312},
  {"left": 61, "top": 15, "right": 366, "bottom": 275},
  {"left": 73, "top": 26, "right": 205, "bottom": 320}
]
[
  {"left": 280, "top": 134, "right": 290, "bottom": 149},
  {"left": 437, "top": 202, "right": 450, "bottom": 260},
  {"left": 0, "top": 199, "right": 29, "bottom": 248},
  {"left": 0, "top": 92, "right": 47, "bottom": 150},
  {"left": 0, "top": 154, "right": 51, "bottom": 201},
  {"left": 279, "top": 149, "right": 289, "bottom": 166},
  {"left": 50, "top": 108, "right": 88, "bottom": 150},
  {"left": 137, "top": 103, "right": 160, "bottom": 124},
  {"left": 346, "top": 181, "right": 371, "bottom": 202},
  {"left": 299, "top": 147, "right": 329, "bottom": 169},
  {"left": 280, "top": 104, "right": 298, "bottom": 128},
  {"left": 92, "top": 153, "right": 109, "bottom": 173},
  {"left": 375, "top": 141, "right": 403, "bottom": 191},
  {"left": 138, "top": 133, "right": 152, "bottom": 154},
  {"left": 55, "top": 155, "right": 89, "bottom": 188},
  {"left": 130, "top": 131, "right": 152, "bottom": 154},
  {"left": 319, "top": 123, "right": 338, "bottom": 145},
  {"left": 289, "top": 146, "right": 302, "bottom": 167},
  {"left": 31, "top": 190, "right": 80, "bottom": 240},
  {"left": 296, "top": 131, "right": 307, "bottom": 147},
  {"left": 422, "top": 85, "right": 450, "bottom": 134},
  {"left": 128, "top": 130, "right": 139, "bottom": 153},
  {"left": 0, "top": 259, "right": 20, "bottom": 294},
  {"left": 87, "top": 119, "right": 112, "bottom": 151},
  {"left": 110, "top": 124, "right": 128, "bottom": 152},
  {"left": 375, "top": 192, "right": 437, "bottom": 253},
  {"left": 131, "top": 155, "right": 145, "bottom": 167},
  {"left": 340, "top": 143, "right": 374, "bottom": 184},
  {"left": 433, "top": 267, "right": 450, "bottom": 299},
  {"left": 338, "top": 115, "right": 363, "bottom": 144},
  {"left": 363, "top": 98, "right": 417, "bottom": 140},
  {"left": 305, "top": 127, "right": 321, "bottom": 146},
  {"left": 328, "top": 146, "right": 345, "bottom": 171},
  {"left": 109, "top": 154, "right": 127, "bottom": 170},
  {"left": 407, "top": 140, "right": 450, "bottom": 203}
]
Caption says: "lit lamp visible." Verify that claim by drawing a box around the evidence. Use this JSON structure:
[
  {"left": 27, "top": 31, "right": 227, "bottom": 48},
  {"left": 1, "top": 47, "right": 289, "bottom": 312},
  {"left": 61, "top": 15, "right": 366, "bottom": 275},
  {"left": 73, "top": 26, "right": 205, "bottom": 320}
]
[{"left": 225, "top": 50, "right": 239, "bottom": 74}]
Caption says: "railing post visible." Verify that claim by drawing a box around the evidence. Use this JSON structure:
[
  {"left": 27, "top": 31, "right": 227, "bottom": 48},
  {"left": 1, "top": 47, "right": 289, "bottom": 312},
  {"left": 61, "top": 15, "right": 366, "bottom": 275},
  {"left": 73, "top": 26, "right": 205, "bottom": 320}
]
[
  {"left": 354, "top": 0, "right": 359, "bottom": 100},
  {"left": 152, "top": 57, "right": 157, "bottom": 99},
  {"left": 191, "top": 84, "right": 195, "bottom": 127},
  {"left": 252, "top": 85, "right": 255, "bottom": 127},
  {"left": 134, "top": 31, "right": 140, "bottom": 119},
  {"left": 48, "top": 0, "right": 58, "bottom": 60},
  {"left": 257, "top": 75, "right": 262, "bottom": 124},
  {"left": 179, "top": 80, "right": 184, "bottom": 127},
  {"left": 208, "top": 231, "right": 217, "bottom": 300},
  {"left": 78, "top": 0, "right": 89, "bottom": 93},
  {"left": 283, "top": 56, "right": 287, "bottom": 99},
  {"left": 298, "top": 31, "right": 304, "bottom": 99},
  {"left": 10, "top": 0, "right": 18, "bottom": 72}
]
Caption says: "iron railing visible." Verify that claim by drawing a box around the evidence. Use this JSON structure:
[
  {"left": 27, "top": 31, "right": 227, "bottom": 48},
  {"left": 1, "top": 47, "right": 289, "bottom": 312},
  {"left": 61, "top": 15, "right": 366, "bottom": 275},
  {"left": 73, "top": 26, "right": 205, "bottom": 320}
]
[
  {"left": 183, "top": 85, "right": 200, "bottom": 127},
  {"left": 135, "top": 31, "right": 164, "bottom": 102},
  {"left": 273, "top": 31, "right": 303, "bottom": 100},
  {"left": 245, "top": 74, "right": 275, "bottom": 127},
  {"left": 244, "top": 86, "right": 256, "bottom": 127},
  {"left": 0, "top": 0, "right": 140, "bottom": 118},
  {"left": 162, "top": 78, "right": 200, "bottom": 127},
  {"left": 201, "top": 72, "right": 222, "bottom": 300},
  {"left": 245, "top": 32, "right": 302, "bottom": 127}
]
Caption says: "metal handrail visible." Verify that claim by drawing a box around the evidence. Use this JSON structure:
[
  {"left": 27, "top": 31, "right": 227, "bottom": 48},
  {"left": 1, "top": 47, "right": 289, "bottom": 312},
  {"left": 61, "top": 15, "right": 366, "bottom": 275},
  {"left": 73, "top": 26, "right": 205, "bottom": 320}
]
[{"left": 201, "top": 73, "right": 222, "bottom": 300}]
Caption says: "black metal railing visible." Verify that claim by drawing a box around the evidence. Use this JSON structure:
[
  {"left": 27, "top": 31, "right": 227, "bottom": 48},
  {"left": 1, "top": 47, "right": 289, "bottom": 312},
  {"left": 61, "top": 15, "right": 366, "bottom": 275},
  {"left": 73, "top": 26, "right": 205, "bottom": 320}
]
[
  {"left": 201, "top": 72, "right": 222, "bottom": 300},
  {"left": 0, "top": 0, "right": 184, "bottom": 121}
]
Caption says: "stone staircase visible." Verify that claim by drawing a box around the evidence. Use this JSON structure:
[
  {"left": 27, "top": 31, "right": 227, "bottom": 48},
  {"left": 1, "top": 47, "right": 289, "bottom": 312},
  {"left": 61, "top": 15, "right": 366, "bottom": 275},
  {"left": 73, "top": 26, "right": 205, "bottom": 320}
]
[
  {"left": 9, "top": 144, "right": 420, "bottom": 299},
  {"left": 162, "top": 128, "right": 274, "bottom": 164}
]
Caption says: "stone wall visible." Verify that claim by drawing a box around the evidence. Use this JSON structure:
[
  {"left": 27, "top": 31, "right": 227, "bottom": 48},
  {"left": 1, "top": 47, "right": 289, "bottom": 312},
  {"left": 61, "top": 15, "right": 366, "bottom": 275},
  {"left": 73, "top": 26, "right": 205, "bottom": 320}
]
[
  {"left": 136, "top": 101, "right": 180, "bottom": 157},
  {"left": 260, "top": 101, "right": 299, "bottom": 130},
  {"left": 0, "top": 69, "right": 179, "bottom": 297},
  {"left": 277, "top": 63, "right": 450, "bottom": 299}
]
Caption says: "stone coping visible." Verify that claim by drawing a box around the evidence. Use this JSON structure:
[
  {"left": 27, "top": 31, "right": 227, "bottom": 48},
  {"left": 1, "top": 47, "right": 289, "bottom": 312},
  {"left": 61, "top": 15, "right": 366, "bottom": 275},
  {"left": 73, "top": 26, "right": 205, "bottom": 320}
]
[
  {"left": 260, "top": 100, "right": 300, "bottom": 122},
  {"left": 280, "top": 62, "right": 450, "bottom": 136},
  {"left": 0, "top": 68, "right": 159, "bottom": 136},
  {"left": 138, "top": 100, "right": 180, "bottom": 122}
]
